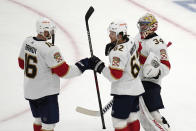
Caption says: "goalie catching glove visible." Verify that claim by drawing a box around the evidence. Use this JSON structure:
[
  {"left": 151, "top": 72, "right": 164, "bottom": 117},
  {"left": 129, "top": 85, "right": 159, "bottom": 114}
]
[
  {"left": 143, "top": 52, "right": 161, "bottom": 79},
  {"left": 89, "top": 55, "right": 105, "bottom": 74}
]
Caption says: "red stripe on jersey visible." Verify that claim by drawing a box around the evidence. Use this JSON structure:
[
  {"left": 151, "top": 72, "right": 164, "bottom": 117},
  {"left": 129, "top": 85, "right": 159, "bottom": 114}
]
[
  {"left": 109, "top": 67, "right": 123, "bottom": 79},
  {"left": 18, "top": 58, "right": 24, "bottom": 69},
  {"left": 139, "top": 54, "right": 147, "bottom": 65},
  {"left": 51, "top": 62, "right": 69, "bottom": 77},
  {"left": 161, "top": 60, "right": 171, "bottom": 69},
  {"left": 167, "top": 42, "right": 172, "bottom": 47},
  {"left": 137, "top": 42, "right": 142, "bottom": 54}
]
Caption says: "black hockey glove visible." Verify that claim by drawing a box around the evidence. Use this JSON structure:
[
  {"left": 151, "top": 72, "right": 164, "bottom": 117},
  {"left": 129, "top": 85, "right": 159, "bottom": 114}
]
[
  {"left": 105, "top": 42, "right": 116, "bottom": 56},
  {"left": 75, "top": 58, "right": 89, "bottom": 73},
  {"left": 89, "top": 55, "right": 105, "bottom": 74}
]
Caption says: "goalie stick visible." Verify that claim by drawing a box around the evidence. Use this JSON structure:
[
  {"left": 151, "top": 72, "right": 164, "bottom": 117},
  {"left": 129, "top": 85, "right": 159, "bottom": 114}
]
[{"left": 85, "top": 6, "right": 106, "bottom": 129}]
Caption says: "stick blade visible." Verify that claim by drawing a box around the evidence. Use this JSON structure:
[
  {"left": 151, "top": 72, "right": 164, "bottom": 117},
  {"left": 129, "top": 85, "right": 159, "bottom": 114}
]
[
  {"left": 76, "top": 106, "right": 100, "bottom": 117},
  {"left": 85, "top": 6, "right": 94, "bottom": 21}
]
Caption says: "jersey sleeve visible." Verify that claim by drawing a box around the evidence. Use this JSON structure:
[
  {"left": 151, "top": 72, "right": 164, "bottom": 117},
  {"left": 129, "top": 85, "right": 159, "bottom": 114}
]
[
  {"left": 102, "top": 67, "right": 123, "bottom": 82},
  {"left": 151, "top": 37, "right": 171, "bottom": 78},
  {"left": 45, "top": 46, "right": 64, "bottom": 67},
  {"left": 45, "top": 46, "right": 81, "bottom": 78},
  {"left": 102, "top": 44, "right": 128, "bottom": 82},
  {"left": 159, "top": 47, "right": 171, "bottom": 69},
  {"left": 109, "top": 49, "right": 128, "bottom": 70},
  {"left": 18, "top": 40, "right": 26, "bottom": 69},
  {"left": 159, "top": 46, "right": 171, "bottom": 78}
]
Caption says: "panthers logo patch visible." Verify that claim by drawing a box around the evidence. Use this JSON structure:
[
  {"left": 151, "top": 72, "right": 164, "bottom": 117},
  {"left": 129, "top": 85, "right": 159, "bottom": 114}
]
[
  {"left": 112, "top": 57, "right": 120, "bottom": 67},
  {"left": 54, "top": 52, "right": 62, "bottom": 63},
  {"left": 160, "top": 49, "right": 168, "bottom": 60}
]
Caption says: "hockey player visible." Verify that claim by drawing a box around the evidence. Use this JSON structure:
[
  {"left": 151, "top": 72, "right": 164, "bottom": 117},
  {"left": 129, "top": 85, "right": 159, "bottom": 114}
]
[
  {"left": 88, "top": 21, "right": 145, "bottom": 131},
  {"left": 135, "top": 13, "right": 171, "bottom": 130},
  {"left": 18, "top": 17, "right": 89, "bottom": 131}
]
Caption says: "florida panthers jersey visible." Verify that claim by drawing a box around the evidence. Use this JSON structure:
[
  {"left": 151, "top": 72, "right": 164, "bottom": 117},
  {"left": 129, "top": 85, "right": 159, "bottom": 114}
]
[
  {"left": 102, "top": 38, "right": 144, "bottom": 96},
  {"left": 18, "top": 37, "right": 81, "bottom": 99},
  {"left": 134, "top": 33, "right": 171, "bottom": 85}
]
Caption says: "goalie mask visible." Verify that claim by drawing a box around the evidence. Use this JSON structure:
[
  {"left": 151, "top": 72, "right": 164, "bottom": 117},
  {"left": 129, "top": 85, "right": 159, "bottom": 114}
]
[
  {"left": 137, "top": 13, "right": 158, "bottom": 39},
  {"left": 108, "top": 20, "right": 128, "bottom": 38},
  {"left": 36, "top": 17, "right": 56, "bottom": 40}
]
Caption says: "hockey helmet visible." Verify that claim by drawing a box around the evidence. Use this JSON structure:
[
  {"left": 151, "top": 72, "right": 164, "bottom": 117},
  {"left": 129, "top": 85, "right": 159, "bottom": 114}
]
[
  {"left": 108, "top": 20, "right": 128, "bottom": 36},
  {"left": 137, "top": 13, "right": 158, "bottom": 39},
  {"left": 36, "top": 17, "right": 56, "bottom": 37}
]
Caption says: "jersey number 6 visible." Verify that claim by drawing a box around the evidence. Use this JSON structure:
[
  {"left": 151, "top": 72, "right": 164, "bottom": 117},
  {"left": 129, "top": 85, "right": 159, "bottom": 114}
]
[
  {"left": 25, "top": 53, "right": 37, "bottom": 78},
  {"left": 130, "top": 55, "right": 140, "bottom": 78}
]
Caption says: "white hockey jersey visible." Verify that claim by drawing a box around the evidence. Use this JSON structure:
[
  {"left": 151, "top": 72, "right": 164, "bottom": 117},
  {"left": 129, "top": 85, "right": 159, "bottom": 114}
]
[
  {"left": 18, "top": 37, "right": 81, "bottom": 99},
  {"left": 134, "top": 33, "right": 171, "bottom": 85},
  {"left": 102, "top": 38, "right": 144, "bottom": 96}
]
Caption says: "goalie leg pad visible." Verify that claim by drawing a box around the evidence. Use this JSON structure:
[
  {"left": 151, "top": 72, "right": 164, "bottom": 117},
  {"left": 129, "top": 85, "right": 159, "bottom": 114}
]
[
  {"left": 151, "top": 111, "right": 170, "bottom": 129},
  {"left": 139, "top": 97, "right": 170, "bottom": 131},
  {"left": 151, "top": 111, "right": 162, "bottom": 123}
]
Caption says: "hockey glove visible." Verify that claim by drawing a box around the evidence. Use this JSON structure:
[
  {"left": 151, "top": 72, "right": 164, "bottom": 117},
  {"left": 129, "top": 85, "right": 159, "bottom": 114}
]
[
  {"left": 105, "top": 42, "right": 116, "bottom": 56},
  {"left": 89, "top": 55, "right": 105, "bottom": 74},
  {"left": 75, "top": 58, "right": 89, "bottom": 73},
  {"left": 143, "top": 63, "right": 161, "bottom": 79}
]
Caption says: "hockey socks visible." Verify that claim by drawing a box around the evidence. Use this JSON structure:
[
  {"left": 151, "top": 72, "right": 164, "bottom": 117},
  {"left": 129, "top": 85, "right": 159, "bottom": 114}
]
[
  {"left": 127, "top": 120, "right": 140, "bottom": 131},
  {"left": 33, "top": 124, "right": 42, "bottom": 131},
  {"left": 115, "top": 126, "right": 129, "bottom": 131}
]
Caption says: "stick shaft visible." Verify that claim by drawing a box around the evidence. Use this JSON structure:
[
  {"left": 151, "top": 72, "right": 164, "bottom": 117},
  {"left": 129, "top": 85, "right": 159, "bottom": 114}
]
[{"left": 85, "top": 6, "right": 106, "bottom": 129}]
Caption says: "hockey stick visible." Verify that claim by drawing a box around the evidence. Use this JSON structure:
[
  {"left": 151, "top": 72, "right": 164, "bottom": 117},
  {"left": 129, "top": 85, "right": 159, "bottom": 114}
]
[
  {"left": 52, "top": 32, "right": 55, "bottom": 44},
  {"left": 76, "top": 97, "right": 169, "bottom": 130},
  {"left": 76, "top": 99, "right": 113, "bottom": 116},
  {"left": 85, "top": 6, "right": 106, "bottom": 129}
]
